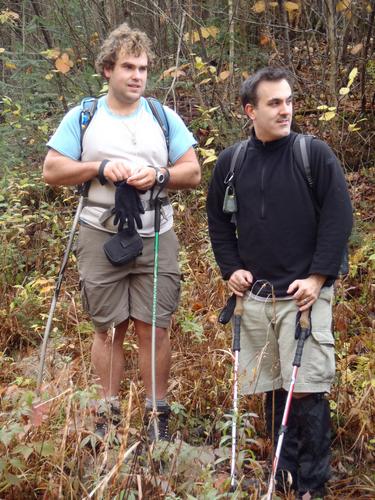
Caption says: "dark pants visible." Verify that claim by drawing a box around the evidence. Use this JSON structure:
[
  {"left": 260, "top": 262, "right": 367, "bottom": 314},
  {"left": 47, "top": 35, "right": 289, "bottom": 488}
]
[{"left": 266, "top": 389, "right": 331, "bottom": 494}]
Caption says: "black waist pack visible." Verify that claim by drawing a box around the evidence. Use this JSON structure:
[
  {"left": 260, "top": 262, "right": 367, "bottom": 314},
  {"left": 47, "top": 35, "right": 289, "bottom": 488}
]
[{"left": 103, "top": 230, "right": 143, "bottom": 266}]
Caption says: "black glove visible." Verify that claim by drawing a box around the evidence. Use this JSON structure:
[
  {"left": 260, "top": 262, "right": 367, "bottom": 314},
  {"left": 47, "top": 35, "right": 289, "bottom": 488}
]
[{"left": 112, "top": 181, "right": 145, "bottom": 233}]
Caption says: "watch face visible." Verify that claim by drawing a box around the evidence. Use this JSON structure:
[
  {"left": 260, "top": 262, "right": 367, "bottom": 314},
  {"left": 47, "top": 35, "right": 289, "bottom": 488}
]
[{"left": 157, "top": 171, "right": 165, "bottom": 184}]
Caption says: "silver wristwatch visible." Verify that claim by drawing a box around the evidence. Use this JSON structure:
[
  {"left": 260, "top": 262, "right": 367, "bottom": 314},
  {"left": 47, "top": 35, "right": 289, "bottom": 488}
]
[{"left": 153, "top": 167, "right": 170, "bottom": 187}]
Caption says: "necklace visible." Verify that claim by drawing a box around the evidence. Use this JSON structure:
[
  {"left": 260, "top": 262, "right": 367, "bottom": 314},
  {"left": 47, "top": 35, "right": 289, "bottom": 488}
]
[
  {"left": 121, "top": 110, "right": 140, "bottom": 146},
  {"left": 121, "top": 120, "right": 136, "bottom": 145}
]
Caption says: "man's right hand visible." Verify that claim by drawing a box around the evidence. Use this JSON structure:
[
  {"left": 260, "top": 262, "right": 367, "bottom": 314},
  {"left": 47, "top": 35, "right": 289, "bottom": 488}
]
[
  {"left": 101, "top": 161, "right": 132, "bottom": 184},
  {"left": 228, "top": 269, "right": 253, "bottom": 296}
]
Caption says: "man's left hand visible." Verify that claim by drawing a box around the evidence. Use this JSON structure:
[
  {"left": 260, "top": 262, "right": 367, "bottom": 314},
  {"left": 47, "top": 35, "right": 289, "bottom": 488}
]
[
  {"left": 127, "top": 166, "right": 158, "bottom": 191},
  {"left": 287, "top": 274, "right": 326, "bottom": 311}
]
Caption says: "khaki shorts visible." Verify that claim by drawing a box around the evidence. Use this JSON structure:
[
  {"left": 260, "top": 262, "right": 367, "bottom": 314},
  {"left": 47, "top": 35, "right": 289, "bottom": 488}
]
[
  {"left": 237, "top": 286, "right": 335, "bottom": 394},
  {"left": 76, "top": 226, "right": 181, "bottom": 331}
]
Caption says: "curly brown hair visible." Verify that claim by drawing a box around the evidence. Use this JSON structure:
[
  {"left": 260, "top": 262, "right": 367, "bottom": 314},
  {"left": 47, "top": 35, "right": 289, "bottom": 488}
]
[{"left": 95, "top": 23, "right": 155, "bottom": 77}]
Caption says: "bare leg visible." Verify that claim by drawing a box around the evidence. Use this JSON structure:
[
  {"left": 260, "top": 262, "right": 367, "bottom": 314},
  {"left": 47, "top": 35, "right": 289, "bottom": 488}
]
[
  {"left": 134, "top": 319, "right": 171, "bottom": 399},
  {"left": 91, "top": 320, "right": 128, "bottom": 398}
]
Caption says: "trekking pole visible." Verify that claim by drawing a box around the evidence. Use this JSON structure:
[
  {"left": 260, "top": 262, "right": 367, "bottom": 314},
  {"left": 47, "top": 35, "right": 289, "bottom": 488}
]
[
  {"left": 230, "top": 295, "right": 243, "bottom": 491},
  {"left": 266, "top": 309, "right": 311, "bottom": 500},
  {"left": 36, "top": 195, "right": 84, "bottom": 395},
  {"left": 151, "top": 196, "right": 161, "bottom": 440}
]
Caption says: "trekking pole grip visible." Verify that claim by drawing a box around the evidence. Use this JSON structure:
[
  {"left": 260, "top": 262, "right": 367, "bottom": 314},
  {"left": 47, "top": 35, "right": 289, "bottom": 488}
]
[
  {"left": 154, "top": 197, "right": 161, "bottom": 233},
  {"left": 293, "top": 309, "right": 310, "bottom": 367},
  {"left": 232, "top": 296, "right": 243, "bottom": 352}
]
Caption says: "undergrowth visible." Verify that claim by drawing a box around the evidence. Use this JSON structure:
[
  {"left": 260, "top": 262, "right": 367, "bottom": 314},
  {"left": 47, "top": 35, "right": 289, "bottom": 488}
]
[{"left": 0, "top": 160, "right": 374, "bottom": 498}]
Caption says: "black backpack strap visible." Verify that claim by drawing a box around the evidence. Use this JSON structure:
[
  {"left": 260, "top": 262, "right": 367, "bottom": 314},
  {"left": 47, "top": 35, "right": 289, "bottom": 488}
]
[
  {"left": 146, "top": 97, "right": 170, "bottom": 153},
  {"left": 293, "top": 134, "right": 314, "bottom": 189},
  {"left": 224, "top": 139, "right": 249, "bottom": 186}
]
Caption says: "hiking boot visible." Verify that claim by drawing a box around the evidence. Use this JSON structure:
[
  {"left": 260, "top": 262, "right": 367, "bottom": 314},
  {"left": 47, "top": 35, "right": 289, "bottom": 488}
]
[
  {"left": 94, "top": 402, "right": 122, "bottom": 447},
  {"left": 297, "top": 487, "right": 326, "bottom": 500},
  {"left": 144, "top": 405, "right": 171, "bottom": 442}
]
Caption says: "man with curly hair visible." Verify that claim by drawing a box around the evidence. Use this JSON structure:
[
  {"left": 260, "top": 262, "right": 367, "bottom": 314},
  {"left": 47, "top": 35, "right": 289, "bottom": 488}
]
[{"left": 43, "top": 23, "right": 200, "bottom": 443}]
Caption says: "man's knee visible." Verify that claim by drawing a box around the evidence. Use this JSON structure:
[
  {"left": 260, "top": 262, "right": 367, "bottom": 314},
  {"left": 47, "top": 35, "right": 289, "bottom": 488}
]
[{"left": 94, "top": 320, "right": 128, "bottom": 345}]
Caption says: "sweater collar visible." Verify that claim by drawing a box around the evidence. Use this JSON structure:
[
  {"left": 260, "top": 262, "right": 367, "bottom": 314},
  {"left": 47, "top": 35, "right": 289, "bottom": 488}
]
[{"left": 250, "top": 129, "right": 295, "bottom": 151}]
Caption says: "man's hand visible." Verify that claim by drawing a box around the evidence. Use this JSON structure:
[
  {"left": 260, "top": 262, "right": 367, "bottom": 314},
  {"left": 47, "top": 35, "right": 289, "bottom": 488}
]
[
  {"left": 127, "top": 166, "right": 159, "bottom": 191},
  {"left": 102, "top": 161, "right": 132, "bottom": 184},
  {"left": 287, "top": 274, "right": 326, "bottom": 311},
  {"left": 228, "top": 269, "right": 253, "bottom": 296}
]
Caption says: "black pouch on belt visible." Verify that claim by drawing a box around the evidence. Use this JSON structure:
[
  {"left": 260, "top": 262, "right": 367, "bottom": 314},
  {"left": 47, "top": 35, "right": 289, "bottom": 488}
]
[{"left": 103, "top": 229, "right": 143, "bottom": 266}]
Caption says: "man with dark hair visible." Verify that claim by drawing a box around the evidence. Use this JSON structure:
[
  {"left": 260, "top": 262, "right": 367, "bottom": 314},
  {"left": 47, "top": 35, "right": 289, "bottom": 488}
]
[
  {"left": 43, "top": 23, "right": 200, "bottom": 443},
  {"left": 206, "top": 66, "right": 352, "bottom": 498}
]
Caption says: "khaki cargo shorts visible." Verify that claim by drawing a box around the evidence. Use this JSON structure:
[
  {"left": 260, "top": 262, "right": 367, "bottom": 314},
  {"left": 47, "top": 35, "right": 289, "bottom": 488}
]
[
  {"left": 75, "top": 225, "right": 181, "bottom": 331},
  {"left": 237, "top": 286, "right": 335, "bottom": 394}
]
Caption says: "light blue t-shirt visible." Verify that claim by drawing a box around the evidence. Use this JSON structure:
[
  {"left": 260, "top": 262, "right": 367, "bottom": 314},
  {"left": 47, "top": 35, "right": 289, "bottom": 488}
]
[{"left": 47, "top": 95, "right": 196, "bottom": 164}]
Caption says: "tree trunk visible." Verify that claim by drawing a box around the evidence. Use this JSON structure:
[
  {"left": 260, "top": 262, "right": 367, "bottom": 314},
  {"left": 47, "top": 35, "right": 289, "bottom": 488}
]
[
  {"left": 278, "top": 0, "right": 292, "bottom": 67},
  {"left": 325, "top": 0, "right": 338, "bottom": 105}
]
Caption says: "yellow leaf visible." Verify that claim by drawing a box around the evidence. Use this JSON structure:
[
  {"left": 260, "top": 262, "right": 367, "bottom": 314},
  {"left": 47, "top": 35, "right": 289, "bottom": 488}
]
[
  {"left": 242, "top": 71, "right": 250, "bottom": 79},
  {"left": 317, "top": 105, "right": 329, "bottom": 110},
  {"left": 184, "top": 31, "right": 199, "bottom": 43},
  {"left": 201, "top": 26, "right": 219, "bottom": 39},
  {"left": 45, "top": 73, "right": 54, "bottom": 80},
  {"left": 218, "top": 70, "right": 231, "bottom": 81},
  {"left": 336, "top": 0, "right": 351, "bottom": 12},
  {"left": 284, "top": 2, "right": 299, "bottom": 12},
  {"left": 184, "top": 26, "right": 219, "bottom": 43},
  {"left": 348, "top": 67, "right": 358, "bottom": 85},
  {"left": 40, "top": 48, "right": 61, "bottom": 59},
  {"left": 55, "top": 53, "right": 73, "bottom": 74},
  {"left": 350, "top": 43, "right": 363, "bottom": 55},
  {"left": 348, "top": 123, "right": 360, "bottom": 132},
  {"left": 319, "top": 111, "right": 336, "bottom": 121},
  {"left": 252, "top": 1, "right": 265, "bottom": 14},
  {"left": 0, "top": 48, "right": 5, "bottom": 54},
  {"left": 328, "top": 106, "right": 337, "bottom": 111},
  {"left": 5, "top": 61, "right": 16, "bottom": 69},
  {"left": 195, "top": 56, "right": 205, "bottom": 70},
  {"left": 205, "top": 137, "right": 215, "bottom": 146},
  {"left": 199, "top": 77, "right": 212, "bottom": 85},
  {"left": 203, "top": 156, "right": 217, "bottom": 165},
  {"left": 339, "top": 87, "right": 350, "bottom": 95}
]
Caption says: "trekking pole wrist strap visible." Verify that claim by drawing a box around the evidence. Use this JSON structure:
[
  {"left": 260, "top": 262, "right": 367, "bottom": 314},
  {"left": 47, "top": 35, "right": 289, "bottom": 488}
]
[{"left": 98, "top": 159, "right": 110, "bottom": 185}]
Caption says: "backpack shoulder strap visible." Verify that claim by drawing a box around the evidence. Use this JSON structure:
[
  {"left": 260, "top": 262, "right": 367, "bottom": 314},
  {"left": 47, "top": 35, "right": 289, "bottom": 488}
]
[
  {"left": 293, "top": 134, "right": 315, "bottom": 189},
  {"left": 146, "top": 97, "right": 170, "bottom": 152},
  {"left": 78, "top": 97, "right": 97, "bottom": 195},
  {"left": 224, "top": 139, "right": 249, "bottom": 185},
  {"left": 79, "top": 97, "right": 98, "bottom": 153}
]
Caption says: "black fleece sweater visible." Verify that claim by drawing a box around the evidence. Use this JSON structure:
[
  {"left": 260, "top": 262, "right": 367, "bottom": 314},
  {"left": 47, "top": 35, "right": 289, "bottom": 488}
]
[{"left": 206, "top": 132, "right": 353, "bottom": 297}]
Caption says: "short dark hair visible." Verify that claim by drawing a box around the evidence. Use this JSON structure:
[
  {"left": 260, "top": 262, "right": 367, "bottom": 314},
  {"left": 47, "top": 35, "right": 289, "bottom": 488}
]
[{"left": 240, "top": 67, "right": 293, "bottom": 108}]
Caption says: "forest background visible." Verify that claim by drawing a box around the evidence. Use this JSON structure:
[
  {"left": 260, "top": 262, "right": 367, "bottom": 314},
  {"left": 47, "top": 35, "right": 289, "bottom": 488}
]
[{"left": 0, "top": 1, "right": 374, "bottom": 499}]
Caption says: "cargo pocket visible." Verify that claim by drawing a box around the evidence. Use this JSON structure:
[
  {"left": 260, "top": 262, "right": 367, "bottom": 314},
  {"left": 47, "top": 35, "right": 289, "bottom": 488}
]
[
  {"left": 305, "top": 329, "right": 335, "bottom": 383},
  {"left": 305, "top": 286, "right": 335, "bottom": 383}
]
